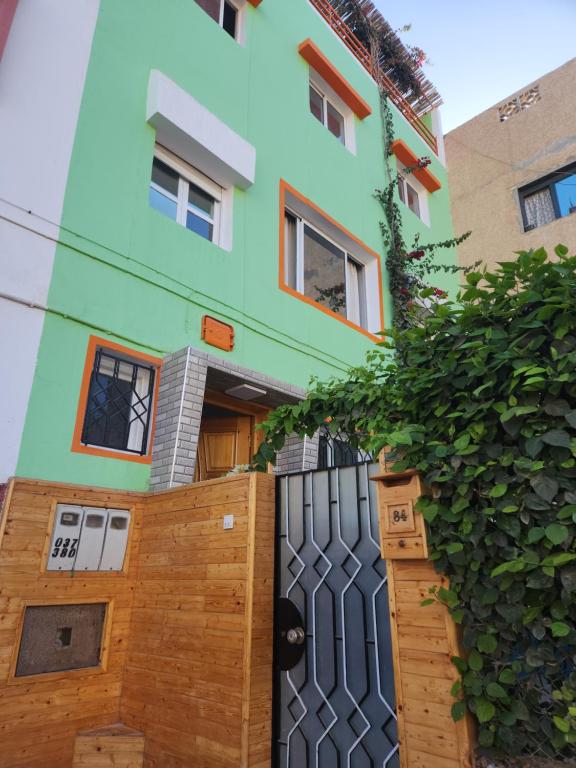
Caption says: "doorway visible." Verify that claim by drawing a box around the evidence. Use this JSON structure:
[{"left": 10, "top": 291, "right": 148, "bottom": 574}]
[{"left": 195, "top": 390, "right": 268, "bottom": 481}]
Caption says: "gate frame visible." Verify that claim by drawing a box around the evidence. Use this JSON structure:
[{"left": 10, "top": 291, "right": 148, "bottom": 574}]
[
  {"left": 271, "top": 462, "right": 400, "bottom": 767},
  {"left": 271, "top": 461, "right": 475, "bottom": 768}
]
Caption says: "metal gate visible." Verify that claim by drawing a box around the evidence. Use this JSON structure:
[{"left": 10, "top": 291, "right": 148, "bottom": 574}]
[{"left": 273, "top": 463, "right": 399, "bottom": 768}]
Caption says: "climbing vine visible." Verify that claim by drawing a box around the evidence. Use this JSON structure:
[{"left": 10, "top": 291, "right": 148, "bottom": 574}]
[
  {"left": 319, "top": 0, "right": 474, "bottom": 328},
  {"left": 375, "top": 91, "right": 471, "bottom": 328},
  {"left": 255, "top": 248, "right": 576, "bottom": 761},
  {"left": 341, "top": 0, "right": 473, "bottom": 329}
]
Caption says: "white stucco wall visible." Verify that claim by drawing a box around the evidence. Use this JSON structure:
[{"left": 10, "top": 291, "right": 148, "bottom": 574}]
[{"left": 0, "top": 0, "right": 100, "bottom": 482}]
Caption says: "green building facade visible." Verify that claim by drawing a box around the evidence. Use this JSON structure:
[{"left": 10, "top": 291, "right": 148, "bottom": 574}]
[{"left": 0, "top": 0, "right": 456, "bottom": 492}]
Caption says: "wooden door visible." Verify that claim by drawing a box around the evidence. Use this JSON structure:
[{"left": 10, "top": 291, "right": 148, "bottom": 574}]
[{"left": 196, "top": 416, "right": 252, "bottom": 481}]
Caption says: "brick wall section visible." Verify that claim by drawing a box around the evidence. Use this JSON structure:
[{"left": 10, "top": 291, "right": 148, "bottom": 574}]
[
  {"left": 150, "top": 346, "right": 307, "bottom": 490},
  {"left": 275, "top": 433, "right": 319, "bottom": 474},
  {"left": 302, "top": 433, "right": 320, "bottom": 471},
  {"left": 150, "top": 348, "right": 207, "bottom": 491}
]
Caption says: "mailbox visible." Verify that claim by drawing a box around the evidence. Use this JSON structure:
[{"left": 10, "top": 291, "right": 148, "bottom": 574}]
[
  {"left": 46, "top": 505, "right": 130, "bottom": 572},
  {"left": 47, "top": 505, "right": 84, "bottom": 571},
  {"left": 372, "top": 469, "right": 429, "bottom": 560},
  {"left": 99, "top": 510, "right": 131, "bottom": 571},
  {"left": 74, "top": 508, "right": 108, "bottom": 571}
]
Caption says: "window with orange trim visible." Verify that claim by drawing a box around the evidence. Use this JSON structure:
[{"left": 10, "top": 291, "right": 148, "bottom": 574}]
[
  {"left": 280, "top": 182, "right": 383, "bottom": 337},
  {"left": 396, "top": 160, "right": 430, "bottom": 226},
  {"left": 72, "top": 338, "right": 161, "bottom": 462},
  {"left": 308, "top": 69, "right": 356, "bottom": 153},
  {"left": 284, "top": 210, "right": 367, "bottom": 328}
]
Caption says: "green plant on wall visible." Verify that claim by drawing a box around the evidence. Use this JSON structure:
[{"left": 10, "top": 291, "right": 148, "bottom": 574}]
[
  {"left": 255, "top": 247, "right": 576, "bottom": 760},
  {"left": 342, "top": 0, "right": 473, "bottom": 328},
  {"left": 374, "top": 90, "right": 472, "bottom": 328}
]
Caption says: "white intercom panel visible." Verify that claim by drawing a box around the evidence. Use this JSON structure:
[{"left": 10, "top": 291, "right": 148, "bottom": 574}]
[
  {"left": 99, "top": 510, "right": 131, "bottom": 571},
  {"left": 47, "top": 505, "right": 84, "bottom": 571},
  {"left": 74, "top": 508, "right": 108, "bottom": 571},
  {"left": 47, "top": 504, "right": 130, "bottom": 572}
]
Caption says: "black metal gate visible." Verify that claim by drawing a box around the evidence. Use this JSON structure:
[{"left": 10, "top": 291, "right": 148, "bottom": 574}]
[{"left": 273, "top": 463, "right": 399, "bottom": 768}]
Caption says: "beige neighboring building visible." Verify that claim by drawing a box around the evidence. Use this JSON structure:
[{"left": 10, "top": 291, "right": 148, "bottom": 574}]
[{"left": 445, "top": 58, "right": 576, "bottom": 269}]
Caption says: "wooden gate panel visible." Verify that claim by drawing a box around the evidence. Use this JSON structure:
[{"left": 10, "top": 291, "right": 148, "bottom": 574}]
[{"left": 375, "top": 470, "right": 474, "bottom": 768}]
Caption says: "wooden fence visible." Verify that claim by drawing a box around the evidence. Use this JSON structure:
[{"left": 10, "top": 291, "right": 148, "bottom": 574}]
[
  {"left": 0, "top": 468, "right": 472, "bottom": 767},
  {"left": 0, "top": 473, "right": 275, "bottom": 768}
]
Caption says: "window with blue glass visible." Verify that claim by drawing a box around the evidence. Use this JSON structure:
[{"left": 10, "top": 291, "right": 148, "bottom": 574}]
[
  {"left": 519, "top": 162, "right": 576, "bottom": 232},
  {"left": 149, "top": 146, "right": 221, "bottom": 244}
]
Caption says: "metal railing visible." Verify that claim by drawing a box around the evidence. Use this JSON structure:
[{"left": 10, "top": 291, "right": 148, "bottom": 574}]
[
  {"left": 316, "top": 423, "right": 374, "bottom": 469},
  {"left": 308, "top": 0, "right": 438, "bottom": 154}
]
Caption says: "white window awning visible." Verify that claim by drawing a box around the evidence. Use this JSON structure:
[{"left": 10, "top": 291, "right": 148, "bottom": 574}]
[{"left": 147, "top": 70, "right": 256, "bottom": 189}]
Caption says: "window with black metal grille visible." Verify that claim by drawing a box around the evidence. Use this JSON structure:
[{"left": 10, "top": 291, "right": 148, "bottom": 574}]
[{"left": 81, "top": 348, "right": 155, "bottom": 456}]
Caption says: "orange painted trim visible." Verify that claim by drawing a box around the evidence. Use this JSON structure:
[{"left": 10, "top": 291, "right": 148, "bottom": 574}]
[
  {"left": 247, "top": 0, "right": 262, "bottom": 5},
  {"left": 279, "top": 179, "right": 384, "bottom": 342},
  {"left": 298, "top": 38, "right": 372, "bottom": 120},
  {"left": 71, "top": 336, "right": 162, "bottom": 465},
  {"left": 390, "top": 139, "right": 442, "bottom": 193}
]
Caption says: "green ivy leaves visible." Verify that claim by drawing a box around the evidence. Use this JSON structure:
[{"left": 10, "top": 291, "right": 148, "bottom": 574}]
[
  {"left": 546, "top": 523, "right": 569, "bottom": 545},
  {"left": 551, "top": 622, "right": 571, "bottom": 637},
  {"left": 477, "top": 634, "right": 498, "bottom": 653},
  {"left": 476, "top": 698, "right": 496, "bottom": 723}
]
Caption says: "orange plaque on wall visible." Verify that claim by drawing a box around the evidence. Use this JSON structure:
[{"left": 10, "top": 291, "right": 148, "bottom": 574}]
[{"left": 201, "top": 316, "right": 235, "bottom": 352}]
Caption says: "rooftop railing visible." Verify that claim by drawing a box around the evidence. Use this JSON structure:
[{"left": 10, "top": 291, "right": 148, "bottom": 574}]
[{"left": 309, "top": 0, "right": 438, "bottom": 154}]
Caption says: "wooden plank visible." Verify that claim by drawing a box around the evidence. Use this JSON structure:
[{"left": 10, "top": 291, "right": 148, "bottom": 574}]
[
  {"left": 406, "top": 720, "right": 460, "bottom": 756},
  {"left": 403, "top": 671, "right": 455, "bottom": 704},
  {"left": 395, "top": 601, "right": 448, "bottom": 629},
  {"left": 397, "top": 625, "right": 451, "bottom": 653},
  {"left": 407, "top": 747, "right": 461, "bottom": 768}
]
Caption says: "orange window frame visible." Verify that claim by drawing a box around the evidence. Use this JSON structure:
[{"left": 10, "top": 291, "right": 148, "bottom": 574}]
[
  {"left": 390, "top": 139, "right": 441, "bottom": 193},
  {"left": 278, "top": 179, "right": 384, "bottom": 341},
  {"left": 298, "top": 39, "right": 372, "bottom": 120},
  {"left": 71, "top": 336, "right": 162, "bottom": 464}
]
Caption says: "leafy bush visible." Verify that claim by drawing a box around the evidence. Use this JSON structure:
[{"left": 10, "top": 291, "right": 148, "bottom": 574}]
[{"left": 255, "top": 248, "right": 576, "bottom": 760}]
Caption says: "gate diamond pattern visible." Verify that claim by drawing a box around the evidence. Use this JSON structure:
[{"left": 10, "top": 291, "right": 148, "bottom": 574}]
[{"left": 274, "top": 463, "right": 399, "bottom": 768}]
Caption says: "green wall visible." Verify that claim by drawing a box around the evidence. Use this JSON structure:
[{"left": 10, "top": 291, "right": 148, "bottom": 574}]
[{"left": 16, "top": 0, "right": 456, "bottom": 489}]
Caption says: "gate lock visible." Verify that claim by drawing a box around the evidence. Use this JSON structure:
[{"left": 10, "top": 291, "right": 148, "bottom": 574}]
[
  {"left": 286, "top": 626, "right": 305, "bottom": 646},
  {"left": 277, "top": 598, "right": 306, "bottom": 671}
]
